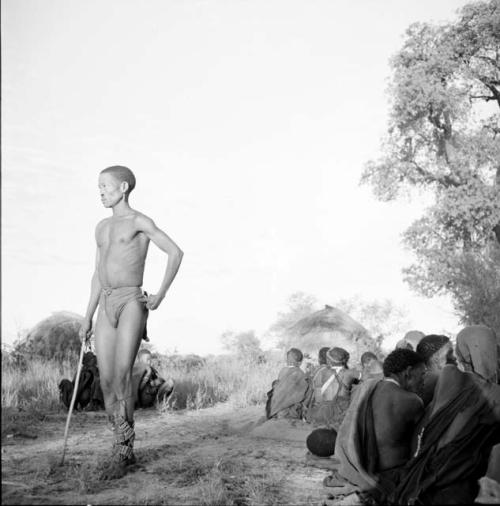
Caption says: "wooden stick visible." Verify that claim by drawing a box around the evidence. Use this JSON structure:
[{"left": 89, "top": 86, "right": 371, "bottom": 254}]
[{"left": 60, "top": 338, "right": 86, "bottom": 465}]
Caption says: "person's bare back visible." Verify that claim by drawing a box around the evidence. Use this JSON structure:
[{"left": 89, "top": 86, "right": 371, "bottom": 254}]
[{"left": 372, "top": 380, "right": 423, "bottom": 471}]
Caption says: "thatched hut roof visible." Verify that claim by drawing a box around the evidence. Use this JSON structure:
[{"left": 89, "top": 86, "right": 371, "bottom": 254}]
[
  {"left": 16, "top": 311, "right": 85, "bottom": 361},
  {"left": 287, "top": 305, "right": 377, "bottom": 365}
]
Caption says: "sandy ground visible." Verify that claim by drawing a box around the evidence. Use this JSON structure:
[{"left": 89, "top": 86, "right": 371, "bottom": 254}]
[{"left": 1, "top": 404, "right": 357, "bottom": 505}]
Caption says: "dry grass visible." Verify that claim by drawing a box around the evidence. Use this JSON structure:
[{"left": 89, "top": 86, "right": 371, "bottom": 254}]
[
  {"left": 2, "top": 357, "right": 75, "bottom": 411},
  {"left": 1, "top": 353, "right": 281, "bottom": 415},
  {"left": 156, "top": 355, "right": 280, "bottom": 410}
]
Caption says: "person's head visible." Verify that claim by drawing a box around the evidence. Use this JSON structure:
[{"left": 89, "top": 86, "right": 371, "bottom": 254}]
[
  {"left": 286, "top": 348, "right": 303, "bottom": 366},
  {"left": 360, "top": 351, "right": 378, "bottom": 368},
  {"left": 137, "top": 349, "right": 152, "bottom": 366},
  {"left": 404, "top": 330, "right": 425, "bottom": 350},
  {"left": 327, "top": 347, "right": 349, "bottom": 367},
  {"left": 416, "top": 334, "right": 456, "bottom": 372},
  {"left": 383, "top": 348, "right": 426, "bottom": 394},
  {"left": 456, "top": 325, "right": 498, "bottom": 382},
  {"left": 318, "top": 347, "right": 330, "bottom": 365},
  {"left": 395, "top": 339, "right": 414, "bottom": 351},
  {"left": 99, "top": 165, "right": 136, "bottom": 207}
]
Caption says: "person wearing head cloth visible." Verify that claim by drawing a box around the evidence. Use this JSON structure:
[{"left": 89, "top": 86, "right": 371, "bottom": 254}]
[
  {"left": 305, "top": 347, "right": 361, "bottom": 430},
  {"left": 389, "top": 333, "right": 500, "bottom": 506},
  {"left": 416, "top": 334, "right": 456, "bottom": 406},
  {"left": 307, "top": 347, "right": 334, "bottom": 406},
  {"left": 456, "top": 325, "right": 499, "bottom": 384},
  {"left": 304, "top": 348, "right": 337, "bottom": 458}
]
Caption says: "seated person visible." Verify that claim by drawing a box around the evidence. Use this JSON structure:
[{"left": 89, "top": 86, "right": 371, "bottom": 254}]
[
  {"left": 456, "top": 325, "right": 499, "bottom": 384},
  {"left": 416, "top": 334, "right": 457, "bottom": 406},
  {"left": 324, "top": 349, "right": 425, "bottom": 501},
  {"left": 309, "top": 347, "right": 334, "bottom": 405},
  {"left": 360, "top": 351, "right": 384, "bottom": 382},
  {"left": 306, "top": 347, "right": 361, "bottom": 430},
  {"left": 265, "top": 347, "right": 310, "bottom": 420},
  {"left": 390, "top": 329, "right": 500, "bottom": 505},
  {"left": 397, "top": 330, "right": 425, "bottom": 351},
  {"left": 131, "top": 349, "right": 174, "bottom": 409},
  {"left": 59, "top": 351, "right": 104, "bottom": 411}
]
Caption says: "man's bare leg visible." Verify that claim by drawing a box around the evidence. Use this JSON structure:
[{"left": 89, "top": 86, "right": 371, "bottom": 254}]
[
  {"left": 95, "top": 299, "right": 147, "bottom": 479},
  {"left": 94, "top": 308, "right": 119, "bottom": 420},
  {"left": 113, "top": 300, "right": 147, "bottom": 423},
  {"left": 94, "top": 307, "right": 137, "bottom": 480}
]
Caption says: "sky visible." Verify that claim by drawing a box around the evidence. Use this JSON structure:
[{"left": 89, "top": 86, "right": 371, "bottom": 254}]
[{"left": 2, "top": 0, "right": 472, "bottom": 355}]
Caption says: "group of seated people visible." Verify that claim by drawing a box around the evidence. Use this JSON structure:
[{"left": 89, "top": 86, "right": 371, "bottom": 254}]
[
  {"left": 59, "top": 349, "right": 174, "bottom": 412},
  {"left": 265, "top": 325, "right": 500, "bottom": 505}
]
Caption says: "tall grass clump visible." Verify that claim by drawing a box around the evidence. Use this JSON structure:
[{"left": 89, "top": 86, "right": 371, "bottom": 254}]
[
  {"left": 155, "top": 353, "right": 282, "bottom": 410},
  {"left": 2, "top": 350, "right": 284, "bottom": 415},
  {"left": 2, "top": 355, "right": 76, "bottom": 411}
]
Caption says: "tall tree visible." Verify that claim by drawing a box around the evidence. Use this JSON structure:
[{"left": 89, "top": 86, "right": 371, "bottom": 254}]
[{"left": 362, "top": 0, "right": 500, "bottom": 332}]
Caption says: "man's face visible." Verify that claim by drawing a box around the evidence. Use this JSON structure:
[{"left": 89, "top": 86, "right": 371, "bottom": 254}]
[
  {"left": 429, "top": 341, "right": 456, "bottom": 372},
  {"left": 98, "top": 173, "right": 124, "bottom": 208},
  {"left": 445, "top": 342, "right": 458, "bottom": 366},
  {"left": 405, "top": 363, "right": 426, "bottom": 394}
]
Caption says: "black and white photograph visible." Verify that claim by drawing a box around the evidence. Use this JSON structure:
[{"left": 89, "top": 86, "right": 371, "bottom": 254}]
[{"left": 2, "top": 0, "right": 500, "bottom": 504}]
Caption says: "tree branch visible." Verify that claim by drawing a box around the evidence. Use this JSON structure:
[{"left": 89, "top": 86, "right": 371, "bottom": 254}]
[
  {"left": 470, "top": 94, "right": 498, "bottom": 101},
  {"left": 409, "top": 161, "right": 460, "bottom": 187}
]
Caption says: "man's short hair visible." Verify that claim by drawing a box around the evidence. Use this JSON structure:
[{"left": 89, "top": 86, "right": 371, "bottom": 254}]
[
  {"left": 318, "top": 347, "right": 330, "bottom": 365},
  {"left": 383, "top": 349, "right": 424, "bottom": 377},
  {"left": 360, "top": 351, "right": 377, "bottom": 366},
  {"left": 287, "top": 348, "right": 303, "bottom": 364},
  {"left": 416, "top": 335, "right": 450, "bottom": 365},
  {"left": 101, "top": 165, "right": 136, "bottom": 194}
]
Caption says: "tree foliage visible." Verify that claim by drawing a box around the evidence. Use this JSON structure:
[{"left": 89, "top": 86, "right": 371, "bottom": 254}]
[
  {"left": 334, "top": 296, "right": 409, "bottom": 349},
  {"left": 362, "top": 0, "right": 500, "bottom": 332},
  {"left": 267, "top": 291, "right": 320, "bottom": 348},
  {"left": 220, "top": 330, "right": 263, "bottom": 361}
]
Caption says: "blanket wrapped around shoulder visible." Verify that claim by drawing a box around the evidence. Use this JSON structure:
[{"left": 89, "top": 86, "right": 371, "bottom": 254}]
[
  {"left": 266, "top": 367, "right": 310, "bottom": 419},
  {"left": 334, "top": 378, "right": 384, "bottom": 492},
  {"left": 389, "top": 366, "right": 500, "bottom": 505}
]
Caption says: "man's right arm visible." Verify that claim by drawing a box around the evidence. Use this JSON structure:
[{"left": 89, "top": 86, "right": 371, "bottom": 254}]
[{"left": 80, "top": 241, "right": 102, "bottom": 342}]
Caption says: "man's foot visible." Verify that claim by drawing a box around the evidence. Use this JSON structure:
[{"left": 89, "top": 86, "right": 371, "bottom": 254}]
[
  {"left": 97, "top": 450, "right": 137, "bottom": 480},
  {"left": 98, "top": 459, "right": 128, "bottom": 481},
  {"left": 323, "top": 470, "right": 348, "bottom": 488}
]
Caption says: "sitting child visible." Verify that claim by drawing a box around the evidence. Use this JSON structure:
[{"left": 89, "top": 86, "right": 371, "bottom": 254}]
[{"left": 266, "top": 347, "right": 311, "bottom": 420}]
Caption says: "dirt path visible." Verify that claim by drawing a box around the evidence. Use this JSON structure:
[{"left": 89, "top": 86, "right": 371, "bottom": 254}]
[{"left": 1, "top": 404, "right": 349, "bottom": 505}]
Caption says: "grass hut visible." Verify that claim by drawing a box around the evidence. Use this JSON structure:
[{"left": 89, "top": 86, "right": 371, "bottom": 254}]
[
  {"left": 287, "top": 304, "right": 377, "bottom": 366},
  {"left": 15, "top": 311, "right": 84, "bottom": 362}
]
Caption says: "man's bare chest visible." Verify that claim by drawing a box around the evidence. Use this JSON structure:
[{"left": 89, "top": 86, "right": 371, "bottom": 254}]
[{"left": 99, "top": 221, "right": 143, "bottom": 248}]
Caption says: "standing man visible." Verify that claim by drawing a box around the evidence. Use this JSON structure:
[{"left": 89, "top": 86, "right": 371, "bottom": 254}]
[{"left": 79, "top": 165, "right": 183, "bottom": 479}]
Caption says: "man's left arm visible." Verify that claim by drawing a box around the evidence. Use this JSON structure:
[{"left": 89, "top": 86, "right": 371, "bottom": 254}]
[{"left": 137, "top": 215, "right": 184, "bottom": 310}]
